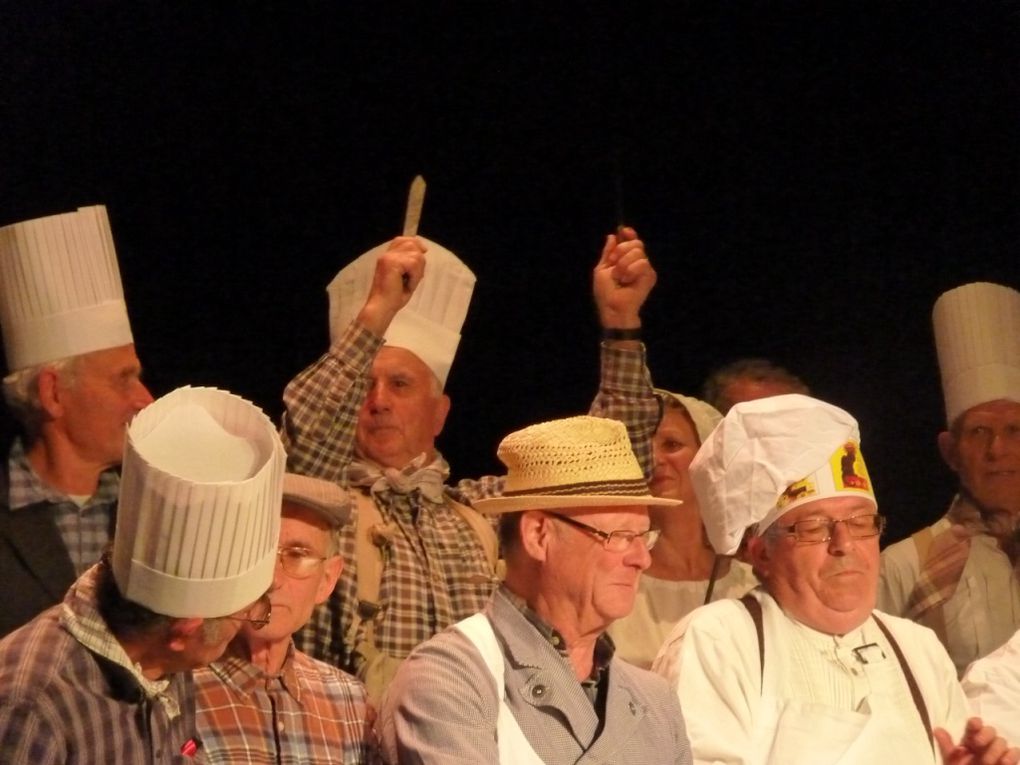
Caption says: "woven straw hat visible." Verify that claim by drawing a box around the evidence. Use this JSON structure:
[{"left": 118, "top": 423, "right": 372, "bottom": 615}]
[
  {"left": 282, "top": 473, "right": 352, "bottom": 527},
  {"left": 473, "top": 415, "right": 682, "bottom": 515}
]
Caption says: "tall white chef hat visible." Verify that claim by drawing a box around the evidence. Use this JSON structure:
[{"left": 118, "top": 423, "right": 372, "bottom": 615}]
[
  {"left": 327, "top": 238, "right": 475, "bottom": 387},
  {"left": 0, "top": 205, "right": 133, "bottom": 372},
  {"left": 112, "top": 386, "right": 286, "bottom": 619},
  {"left": 933, "top": 282, "right": 1020, "bottom": 426},
  {"left": 690, "top": 393, "right": 876, "bottom": 555}
]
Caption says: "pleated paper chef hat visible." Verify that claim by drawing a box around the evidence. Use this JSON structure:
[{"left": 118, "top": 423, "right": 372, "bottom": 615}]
[
  {"left": 327, "top": 238, "right": 475, "bottom": 387},
  {"left": 690, "top": 394, "right": 876, "bottom": 555},
  {"left": 113, "top": 386, "right": 286, "bottom": 618},
  {"left": 933, "top": 282, "right": 1020, "bottom": 426},
  {"left": 0, "top": 205, "right": 133, "bottom": 372}
]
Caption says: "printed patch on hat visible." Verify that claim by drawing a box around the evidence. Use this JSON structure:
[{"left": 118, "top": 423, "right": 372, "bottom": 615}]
[
  {"left": 777, "top": 476, "right": 818, "bottom": 509},
  {"left": 829, "top": 441, "right": 871, "bottom": 492}
]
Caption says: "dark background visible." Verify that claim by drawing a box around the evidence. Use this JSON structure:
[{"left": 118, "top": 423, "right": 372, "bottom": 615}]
[{"left": 3, "top": 1, "right": 1019, "bottom": 544}]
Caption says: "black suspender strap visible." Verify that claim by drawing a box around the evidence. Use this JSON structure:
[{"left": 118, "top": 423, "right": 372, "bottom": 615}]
[{"left": 739, "top": 594, "right": 765, "bottom": 687}]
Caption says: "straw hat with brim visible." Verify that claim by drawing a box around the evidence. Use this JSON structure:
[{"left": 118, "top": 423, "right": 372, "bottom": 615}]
[
  {"left": 282, "top": 473, "right": 352, "bottom": 528},
  {"left": 473, "top": 415, "right": 682, "bottom": 515}
]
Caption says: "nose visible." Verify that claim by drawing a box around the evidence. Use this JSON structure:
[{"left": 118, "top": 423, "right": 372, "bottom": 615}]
[
  {"left": 624, "top": 536, "right": 653, "bottom": 571},
  {"left": 652, "top": 441, "right": 668, "bottom": 468},
  {"left": 826, "top": 520, "right": 854, "bottom": 555},
  {"left": 271, "top": 558, "right": 288, "bottom": 589},
  {"left": 134, "top": 380, "right": 155, "bottom": 411},
  {"left": 986, "top": 431, "right": 1009, "bottom": 460},
  {"left": 366, "top": 381, "right": 391, "bottom": 413}
]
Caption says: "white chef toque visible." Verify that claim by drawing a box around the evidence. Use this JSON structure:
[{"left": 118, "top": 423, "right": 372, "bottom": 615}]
[
  {"left": 0, "top": 205, "right": 134, "bottom": 372},
  {"left": 933, "top": 282, "right": 1020, "bottom": 426},
  {"left": 327, "top": 237, "right": 475, "bottom": 387},
  {"left": 112, "top": 386, "right": 286, "bottom": 618}
]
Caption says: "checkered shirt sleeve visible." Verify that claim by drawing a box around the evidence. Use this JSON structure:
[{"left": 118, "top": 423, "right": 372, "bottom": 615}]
[
  {"left": 587, "top": 341, "right": 658, "bottom": 480},
  {"left": 281, "top": 321, "right": 384, "bottom": 482}
]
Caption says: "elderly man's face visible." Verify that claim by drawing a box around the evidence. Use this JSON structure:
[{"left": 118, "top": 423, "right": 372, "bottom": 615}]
[
  {"left": 55, "top": 344, "right": 154, "bottom": 468},
  {"left": 939, "top": 399, "right": 1020, "bottom": 516},
  {"left": 749, "top": 496, "right": 879, "bottom": 635},
  {"left": 356, "top": 346, "right": 450, "bottom": 469},
  {"left": 244, "top": 503, "right": 342, "bottom": 643},
  {"left": 540, "top": 506, "right": 653, "bottom": 636}
]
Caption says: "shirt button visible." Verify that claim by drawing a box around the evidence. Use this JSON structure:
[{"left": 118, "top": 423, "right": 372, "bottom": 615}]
[
  {"left": 277, "top": 721, "right": 285, "bottom": 732},
  {"left": 531, "top": 685, "right": 547, "bottom": 699}
]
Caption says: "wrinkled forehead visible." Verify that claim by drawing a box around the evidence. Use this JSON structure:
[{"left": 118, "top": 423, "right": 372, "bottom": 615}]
[
  {"left": 372, "top": 345, "right": 436, "bottom": 381},
  {"left": 77, "top": 342, "right": 141, "bottom": 373},
  {"left": 955, "top": 398, "right": 1020, "bottom": 429}
]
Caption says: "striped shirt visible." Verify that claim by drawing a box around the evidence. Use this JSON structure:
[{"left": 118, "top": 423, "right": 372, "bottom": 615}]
[
  {"left": 0, "top": 565, "right": 201, "bottom": 763},
  {"left": 284, "top": 321, "right": 657, "bottom": 675},
  {"left": 195, "top": 643, "right": 380, "bottom": 764}
]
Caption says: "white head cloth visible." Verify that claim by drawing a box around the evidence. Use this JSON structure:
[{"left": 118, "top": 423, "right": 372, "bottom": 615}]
[
  {"left": 933, "top": 282, "right": 1020, "bottom": 426},
  {"left": 655, "top": 388, "right": 723, "bottom": 444},
  {"left": 690, "top": 393, "right": 875, "bottom": 555},
  {"left": 0, "top": 205, "right": 133, "bottom": 372},
  {"left": 113, "top": 386, "right": 285, "bottom": 618},
  {"left": 327, "top": 237, "right": 475, "bottom": 387}
]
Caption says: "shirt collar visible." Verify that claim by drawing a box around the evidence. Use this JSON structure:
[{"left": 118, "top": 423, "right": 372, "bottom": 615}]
[
  {"left": 7, "top": 437, "right": 120, "bottom": 511},
  {"left": 211, "top": 640, "right": 305, "bottom": 703},
  {"left": 499, "top": 584, "right": 615, "bottom": 682},
  {"left": 60, "top": 564, "right": 179, "bottom": 718}
]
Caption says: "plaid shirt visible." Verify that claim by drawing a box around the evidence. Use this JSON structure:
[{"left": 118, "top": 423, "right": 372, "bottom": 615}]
[
  {"left": 7, "top": 437, "right": 119, "bottom": 575},
  {"left": 0, "top": 565, "right": 201, "bottom": 763},
  {"left": 194, "top": 642, "right": 380, "bottom": 764},
  {"left": 282, "top": 323, "right": 657, "bottom": 484},
  {"left": 284, "top": 322, "right": 657, "bottom": 674}
]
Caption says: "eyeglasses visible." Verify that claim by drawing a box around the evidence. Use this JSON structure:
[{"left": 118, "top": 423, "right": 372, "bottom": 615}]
[
  {"left": 546, "top": 512, "right": 660, "bottom": 552},
  {"left": 277, "top": 546, "right": 329, "bottom": 579},
  {"left": 228, "top": 592, "right": 272, "bottom": 630},
  {"left": 771, "top": 513, "right": 886, "bottom": 545}
]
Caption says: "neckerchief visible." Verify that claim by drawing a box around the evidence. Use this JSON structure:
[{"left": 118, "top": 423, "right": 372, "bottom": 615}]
[{"left": 346, "top": 452, "right": 449, "bottom": 505}]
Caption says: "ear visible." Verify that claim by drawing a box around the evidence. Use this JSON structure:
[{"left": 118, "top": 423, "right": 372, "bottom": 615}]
[
  {"left": 165, "top": 617, "right": 204, "bottom": 652},
  {"left": 519, "top": 511, "right": 553, "bottom": 563},
  {"left": 316, "top": 555, "right": 343, "bottom": 604},
  {"left": 746, "top": 536, "right": 771, "bottom": 579},
  {"left": 432, "top": 393, "right": 451, "bottom": 437},
  {"left": 35, "top": 366, "right": 66, "bottom": 419},
  {"left": 937, "top": 431, "right": 959, "bottom": 472}
]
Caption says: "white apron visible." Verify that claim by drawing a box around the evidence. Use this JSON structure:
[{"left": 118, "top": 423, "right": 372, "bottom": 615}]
[
  {"left": 752, "top": 602, "right": 938, "bottom": 765},
  {"left": 455, "top": 613, "right": 547, "bottom": 765}
]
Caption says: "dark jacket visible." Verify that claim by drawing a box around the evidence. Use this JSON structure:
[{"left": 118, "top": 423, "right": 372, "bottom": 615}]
[{"left": 0, "top": 433, "right": 84, "bottom": 637}]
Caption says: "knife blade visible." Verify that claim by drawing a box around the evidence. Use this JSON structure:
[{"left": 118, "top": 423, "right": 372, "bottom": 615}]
[{"left": 402, "top": 175, "right": 426, "bottom": 237}]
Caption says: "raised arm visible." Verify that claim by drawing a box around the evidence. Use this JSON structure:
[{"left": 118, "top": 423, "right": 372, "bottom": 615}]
[
  {"left": 282, "top": 237, "right": 426, "bottom": 481},
  {"left": 590, "top": 226, "right": 660, "bottom": 480}
]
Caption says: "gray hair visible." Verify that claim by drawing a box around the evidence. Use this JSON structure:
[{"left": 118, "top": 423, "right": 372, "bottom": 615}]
[
  {"left": 702, "top": 358, "right": 809, "bottom": 414},
  {"left": 2, "top": 356, "right": 79, "bottom": 439}
]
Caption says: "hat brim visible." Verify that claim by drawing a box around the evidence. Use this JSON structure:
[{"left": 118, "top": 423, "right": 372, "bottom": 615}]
[
  {"left": 282, "top": 492, "right": 352, "bottom": 528},
  {"left": 472, "top": 493, "right": 682, "bottom": 515}
]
